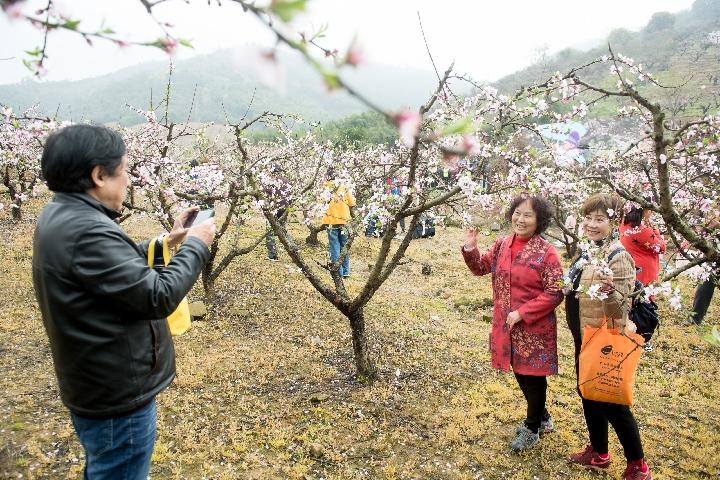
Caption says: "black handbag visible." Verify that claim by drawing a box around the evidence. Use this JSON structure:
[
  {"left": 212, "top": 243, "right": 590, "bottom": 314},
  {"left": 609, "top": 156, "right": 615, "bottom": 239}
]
[
  {"left": 630, "top": 291, "right": 659, "bottom": 342},
  {"left": 608, "top": 247, "right": 660, "bottom": 342}
]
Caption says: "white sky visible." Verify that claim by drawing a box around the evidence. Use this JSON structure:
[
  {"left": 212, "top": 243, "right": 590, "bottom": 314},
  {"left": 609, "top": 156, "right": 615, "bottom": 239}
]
[{"left": 0, "top": 0, "right": 697, "bottom": 85}]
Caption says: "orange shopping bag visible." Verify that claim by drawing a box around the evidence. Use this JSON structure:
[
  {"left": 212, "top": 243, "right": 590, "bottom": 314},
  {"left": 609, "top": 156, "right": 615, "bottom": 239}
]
[{"left": 578, "top": 321, "right": 644, "bottom": 405}]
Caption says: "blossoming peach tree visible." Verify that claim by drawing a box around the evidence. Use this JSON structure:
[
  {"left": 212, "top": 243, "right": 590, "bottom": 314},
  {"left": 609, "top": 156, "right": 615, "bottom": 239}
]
[
  {"left": 0, "top": 106, "right": 65, "bottom": 220},
  {"left": 120, "top": 100, "right": 302, "bottom": 295}
]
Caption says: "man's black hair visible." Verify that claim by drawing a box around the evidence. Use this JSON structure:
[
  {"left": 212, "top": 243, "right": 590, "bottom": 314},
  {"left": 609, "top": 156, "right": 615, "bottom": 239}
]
[
  {"left": 505, "top": 193, "right": 554, "bottom": 235},
  {"left": 41, "top": 124, "right": 126, "bottom": 193}
]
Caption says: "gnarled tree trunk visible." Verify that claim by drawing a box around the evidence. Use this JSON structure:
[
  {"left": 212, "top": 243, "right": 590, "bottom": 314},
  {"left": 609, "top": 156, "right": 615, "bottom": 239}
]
[
  {"left": 347, "top": 308, "right": 376, "bottom": 380},
  {"left": 305, "top": 224, "right": 324, "bottom": 246}
]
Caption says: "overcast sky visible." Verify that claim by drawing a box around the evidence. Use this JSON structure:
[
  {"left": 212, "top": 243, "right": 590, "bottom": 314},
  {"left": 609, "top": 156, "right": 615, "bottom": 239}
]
[{"left": 0, "top": 0, "right": 697, "bottom": 85}]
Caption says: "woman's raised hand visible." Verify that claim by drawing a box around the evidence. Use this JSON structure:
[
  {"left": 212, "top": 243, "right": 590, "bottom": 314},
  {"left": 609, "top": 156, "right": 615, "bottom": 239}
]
[{"left": 463, "top": 228, "right": 478, "bottom": 251}]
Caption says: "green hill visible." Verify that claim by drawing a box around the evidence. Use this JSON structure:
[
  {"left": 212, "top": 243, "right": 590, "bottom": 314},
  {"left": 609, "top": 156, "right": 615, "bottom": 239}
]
[
  {"left": 0, "top": 48, "right": 444, "bottom": 126},
  {"left": 493, "top": 0, "right": 720, "bottom": 119}
]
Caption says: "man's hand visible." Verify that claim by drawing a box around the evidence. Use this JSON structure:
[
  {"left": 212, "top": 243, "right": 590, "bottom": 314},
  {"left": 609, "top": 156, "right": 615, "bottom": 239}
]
[
  {"left": 463, "top": 228, "right": 478, "bottom": 251},
  {"left": 506, "top": 310, "right": 523, "bottom": 329},
  {"left": 168, "top": 206, "right": 199, "bottom": 248},
  {"left": 187, "top": 218, "right": 216, "bottom": 248}
]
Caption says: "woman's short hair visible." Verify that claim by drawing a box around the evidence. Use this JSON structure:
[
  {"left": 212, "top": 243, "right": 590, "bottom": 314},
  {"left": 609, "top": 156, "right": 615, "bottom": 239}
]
[
  {"left": 505, "top": 193, "right": 554, "bottom": 234},
  {"left": 581, "top": 193, "right": 624, "bottom": 220},
  {"left": 41, "top": 124, "right": 126, "bottom": 193}
]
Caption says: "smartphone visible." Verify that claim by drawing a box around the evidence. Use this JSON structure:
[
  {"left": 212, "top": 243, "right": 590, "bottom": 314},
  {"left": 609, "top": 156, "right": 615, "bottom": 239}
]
[{"left": 183, "top": 208, "right": 214, "bottom": 228}]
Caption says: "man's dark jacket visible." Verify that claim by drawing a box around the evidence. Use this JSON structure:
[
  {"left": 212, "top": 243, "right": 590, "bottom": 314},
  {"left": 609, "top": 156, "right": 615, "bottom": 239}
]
[{"left": 32, "top": 193, "right": 210, "bottom": 418}]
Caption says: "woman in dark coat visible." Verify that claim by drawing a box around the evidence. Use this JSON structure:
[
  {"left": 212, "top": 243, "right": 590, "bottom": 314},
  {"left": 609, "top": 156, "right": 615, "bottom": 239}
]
[{"left": 462, "top": 194, "right": 563, "bottom": 451}]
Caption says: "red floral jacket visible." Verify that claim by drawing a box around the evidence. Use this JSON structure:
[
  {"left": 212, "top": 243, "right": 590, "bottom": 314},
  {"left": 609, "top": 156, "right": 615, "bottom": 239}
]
[{"left": 462, "top": 234, "right": 564, "bottom": 375}]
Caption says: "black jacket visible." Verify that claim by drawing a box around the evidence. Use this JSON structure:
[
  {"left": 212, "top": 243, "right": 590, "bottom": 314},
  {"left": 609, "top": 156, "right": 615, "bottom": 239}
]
[{"left": 32, "top": 193, "right": 210, "bottom": 418}]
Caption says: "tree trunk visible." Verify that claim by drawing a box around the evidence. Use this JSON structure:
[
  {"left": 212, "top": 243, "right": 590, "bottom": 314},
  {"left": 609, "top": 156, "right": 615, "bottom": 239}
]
[
  {"left": 305, "top": 224, "right": 323, "bottom": 246},
  {"left": 564, "top": 239, "right": 578, "bottom": 259},
  {"left": 201, "top": 265, "right": 214, "bottom": 299},
  {"left": 11, "top": 205, "right": 22, "bottom": 221},
  {"left": 348, "top": 308, "right": 376, "bottom": 381}
]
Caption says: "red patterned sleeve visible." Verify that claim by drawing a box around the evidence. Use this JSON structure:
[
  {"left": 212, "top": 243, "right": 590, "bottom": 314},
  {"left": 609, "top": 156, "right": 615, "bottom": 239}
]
[
  {"left": 461, "top": 237, "right": 503, "bottom": 277},
  {"left": 517, "top": 245, "right": 564, "bottom": 324}
]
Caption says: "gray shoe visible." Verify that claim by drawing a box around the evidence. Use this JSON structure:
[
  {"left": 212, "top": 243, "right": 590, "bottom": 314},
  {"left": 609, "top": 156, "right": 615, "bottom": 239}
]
[
  {"left": 540, "top": 415, "right": 554, "bottom": 433},
  {"left": 516, "top": 415, "right": 554, "bottom": 435},
  {"left": 510, "top": 425, "right": 539, "bottom": 451}
]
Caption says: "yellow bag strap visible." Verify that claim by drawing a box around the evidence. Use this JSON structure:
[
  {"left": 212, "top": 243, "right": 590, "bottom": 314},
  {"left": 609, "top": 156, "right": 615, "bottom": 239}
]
[
  {"left": 161, "top": 234, "right": 172, "bottom": 265},
  {"left": 147, "top": 235, "right": 172, "bottom": 267},
  {"left": 148, "top": 236, "right": 158, "bottom": 267}
]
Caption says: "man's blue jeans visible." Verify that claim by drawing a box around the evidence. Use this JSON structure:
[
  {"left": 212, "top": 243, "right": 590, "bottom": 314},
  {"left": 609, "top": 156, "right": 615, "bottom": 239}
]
[
  {"left": 327, "top": 226, "right": 350, "bottom": 277},
  {"left": 71, "top": 399, "right": 157, "bottom": 480},
  {"left": 266, "top": 208, "right": 288, "bottom": 260}
]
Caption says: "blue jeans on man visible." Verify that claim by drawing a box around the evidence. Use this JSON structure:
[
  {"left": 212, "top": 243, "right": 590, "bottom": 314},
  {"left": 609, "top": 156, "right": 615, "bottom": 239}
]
[
  {"left": 327, "top": 226, "right": 350, "bottom": 277},
  {"left": 70, "top": 399, "right": 157, "bottom": 480},
  {"left": 266, "top": 208, "right": 288, "bottom": 260}
]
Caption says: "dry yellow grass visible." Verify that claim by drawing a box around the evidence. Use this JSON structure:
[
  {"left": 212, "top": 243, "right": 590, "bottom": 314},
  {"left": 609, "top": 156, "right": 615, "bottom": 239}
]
[{"left": 1, "top": 198, "right": 719, "bottom": 479}]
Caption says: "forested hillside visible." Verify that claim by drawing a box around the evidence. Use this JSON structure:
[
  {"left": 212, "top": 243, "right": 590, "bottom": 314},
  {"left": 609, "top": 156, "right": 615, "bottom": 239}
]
[
  {"left": 493, "top": 0, "right": 720, "bottom": 119},
  {"left": 0, "top": 49, "right": 442, "bottom": 126}
]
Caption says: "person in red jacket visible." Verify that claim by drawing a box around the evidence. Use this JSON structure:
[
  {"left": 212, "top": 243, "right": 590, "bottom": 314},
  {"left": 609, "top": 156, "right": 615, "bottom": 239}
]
[
  {"left": 462, "top": 193, "right": 563, "bottom": 452},
  {"left": 619, "top": 207, "right": 666, "bottom": 285}
]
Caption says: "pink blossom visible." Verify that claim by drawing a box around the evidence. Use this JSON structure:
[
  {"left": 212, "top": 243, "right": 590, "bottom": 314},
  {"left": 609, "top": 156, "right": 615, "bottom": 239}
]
[
  {"left": 393, "top": 111, "right": 421, "bottom": 147},
  {"left": 159, "top": 37, "right": 178, "bottom": 56},
  {"left": 343, "top": 40, "right": 364, "bottom": 67},
  {"left": 462, "top": 135, "right": 480, "bottom": 156},
  {"left": 2, "top": 2, "right": 24, "bottom": 19},
  {"left": 232, "top": 48, "right": 286, "bottom": 94},
  {"left": 32, "top": 62, "right": 48, "bottom": 77},
  {"left": 442, "top": 151, "right": 460, "bottom": 168},
  {"left": 564, "top": 214, "right": 577, "bottom": 231},
  {"left": 669, "top": 289, "right": 682, "bottom": 310}
]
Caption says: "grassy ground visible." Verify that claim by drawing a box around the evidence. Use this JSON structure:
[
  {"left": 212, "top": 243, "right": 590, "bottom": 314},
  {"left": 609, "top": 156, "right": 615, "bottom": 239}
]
[{"left": 1, "top": 200, "right": 719, "bottom": 479}]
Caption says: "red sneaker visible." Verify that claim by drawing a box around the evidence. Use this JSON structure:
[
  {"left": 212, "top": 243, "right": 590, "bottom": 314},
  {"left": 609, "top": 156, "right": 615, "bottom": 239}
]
[
  {"left": 623, "top": 459, "right": 652, "bottom": 480},
  {"left": 568, "top": 444, "right": 611, "bottom": 470}
]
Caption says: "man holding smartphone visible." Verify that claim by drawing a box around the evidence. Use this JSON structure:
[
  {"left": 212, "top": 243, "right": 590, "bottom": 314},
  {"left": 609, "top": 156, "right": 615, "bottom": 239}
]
[{"left": 32, "top": 125, "right": 215, "bottom": 479}]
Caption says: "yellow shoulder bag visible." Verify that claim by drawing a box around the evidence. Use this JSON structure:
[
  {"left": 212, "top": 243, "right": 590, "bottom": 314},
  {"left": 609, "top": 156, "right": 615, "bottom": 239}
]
[{"left": 147, "top": 235, "right": 192, "bottom": 336}]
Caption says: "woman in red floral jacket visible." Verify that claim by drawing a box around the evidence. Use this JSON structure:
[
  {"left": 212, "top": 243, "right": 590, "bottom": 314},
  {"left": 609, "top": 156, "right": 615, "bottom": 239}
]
[{"left": 462, "top": 194, "right": 564, "bottom": 451}]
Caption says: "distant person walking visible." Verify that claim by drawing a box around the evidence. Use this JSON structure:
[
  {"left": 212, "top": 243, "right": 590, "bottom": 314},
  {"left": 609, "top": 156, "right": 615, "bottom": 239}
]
[
  {"left": 386, "top": 175, "right": 405, "bottom": 234},
  {"left": 322, "top": 168, "right": 356, "bottom": 278},
  {"left": 263, "top": 164, "right": 292, "bottom": 261},
  {"left": 461, "top": 193, "right": 563, "bottom": 451}
]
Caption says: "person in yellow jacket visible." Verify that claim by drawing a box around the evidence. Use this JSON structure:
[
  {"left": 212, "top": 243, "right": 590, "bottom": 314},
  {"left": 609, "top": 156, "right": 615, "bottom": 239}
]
[{"left": 321, "top": 169, "right": 356, "bottom": 278}]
